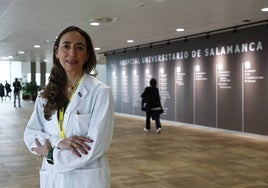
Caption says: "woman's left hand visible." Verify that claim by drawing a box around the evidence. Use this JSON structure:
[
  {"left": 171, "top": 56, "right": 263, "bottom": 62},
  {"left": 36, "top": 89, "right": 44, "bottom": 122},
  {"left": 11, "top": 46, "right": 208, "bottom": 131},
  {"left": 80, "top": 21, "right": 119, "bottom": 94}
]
[
  {"left": 31, "top": 138, "right": 51, "bottom": 157},
  {"left": 57, "top": 136, "right": 93, "bottom": 157}
]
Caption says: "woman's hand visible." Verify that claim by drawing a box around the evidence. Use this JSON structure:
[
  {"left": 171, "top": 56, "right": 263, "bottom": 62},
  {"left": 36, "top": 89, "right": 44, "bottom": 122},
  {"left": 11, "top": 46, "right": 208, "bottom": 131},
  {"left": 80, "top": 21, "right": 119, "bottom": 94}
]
[
  {"left": 57, "top": 136, "right": 93, "bottom": 157},
  {"left": 32, "top": 138, "right": 51, "bottom": 157}
]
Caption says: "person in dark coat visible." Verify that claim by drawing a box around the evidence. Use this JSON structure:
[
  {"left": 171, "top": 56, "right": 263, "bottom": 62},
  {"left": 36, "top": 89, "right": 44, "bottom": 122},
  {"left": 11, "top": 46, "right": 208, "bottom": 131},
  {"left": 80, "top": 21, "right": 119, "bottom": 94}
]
[
  {"left": 13, "top": 78, "right": 22, "bottom": 107},
  {"left": 0, "top": 83, "right": 5, "bottom": 101},
  {"left": 5, "top": 81, "right": 11, "bottom": 97},
  {"left": 141, "top": 78, "right": 163, "bottom": 133}
]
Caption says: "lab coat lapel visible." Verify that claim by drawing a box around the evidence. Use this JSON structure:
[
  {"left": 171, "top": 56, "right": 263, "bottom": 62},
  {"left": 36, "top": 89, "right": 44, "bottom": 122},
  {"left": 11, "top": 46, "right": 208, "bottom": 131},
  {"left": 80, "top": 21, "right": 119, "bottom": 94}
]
[{"left": 67, "top": 76, "right": 88, "bottom": 113}]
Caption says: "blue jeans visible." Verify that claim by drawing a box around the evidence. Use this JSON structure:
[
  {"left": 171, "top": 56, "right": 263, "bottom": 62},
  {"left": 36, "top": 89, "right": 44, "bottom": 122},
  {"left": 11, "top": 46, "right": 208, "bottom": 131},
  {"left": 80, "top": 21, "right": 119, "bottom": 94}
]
[{"left": 14, "top": 91, "right": 21, "bottom": 107}]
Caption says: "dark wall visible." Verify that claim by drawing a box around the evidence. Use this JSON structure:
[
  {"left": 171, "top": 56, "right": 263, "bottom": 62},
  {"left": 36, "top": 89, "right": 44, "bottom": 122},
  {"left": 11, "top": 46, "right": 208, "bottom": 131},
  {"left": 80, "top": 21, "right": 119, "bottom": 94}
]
[{"left": 106, "top": 24, "right": 268, "bottom": 136}]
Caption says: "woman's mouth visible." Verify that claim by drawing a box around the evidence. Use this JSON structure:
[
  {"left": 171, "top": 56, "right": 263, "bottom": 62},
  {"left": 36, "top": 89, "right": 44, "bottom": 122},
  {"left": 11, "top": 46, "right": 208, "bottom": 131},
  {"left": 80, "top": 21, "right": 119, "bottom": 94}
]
[{"left": 67, "top": 60, "right": 78, "bottom": 65}]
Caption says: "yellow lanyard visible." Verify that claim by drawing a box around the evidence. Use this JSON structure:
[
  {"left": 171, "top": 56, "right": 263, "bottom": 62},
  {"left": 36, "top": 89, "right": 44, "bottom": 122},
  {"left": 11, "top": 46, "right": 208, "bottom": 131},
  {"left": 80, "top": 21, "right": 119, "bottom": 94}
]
[
  {"left": 59, "top": 108, "right": 65, "bottom": 138},
  {"left": 58, "top": 76, "right": 83, "bottom": 138}
]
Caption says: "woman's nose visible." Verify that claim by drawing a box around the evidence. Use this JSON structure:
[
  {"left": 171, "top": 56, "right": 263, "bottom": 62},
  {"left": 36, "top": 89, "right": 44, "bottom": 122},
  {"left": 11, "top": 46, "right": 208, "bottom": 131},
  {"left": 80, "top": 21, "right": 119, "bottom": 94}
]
[{"left": 68, "top": 46, "right": 77, "bottom": 57}]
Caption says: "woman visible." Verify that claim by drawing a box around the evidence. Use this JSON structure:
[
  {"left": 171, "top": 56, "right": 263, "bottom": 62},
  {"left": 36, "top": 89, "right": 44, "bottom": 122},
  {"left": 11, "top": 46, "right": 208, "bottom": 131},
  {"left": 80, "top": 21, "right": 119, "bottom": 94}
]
[
  {"left": 24, "top": 26, "right": 114, "bottom": 188},
  {"left": 141, "top": 78, "right": 162, "bottom": 133}
]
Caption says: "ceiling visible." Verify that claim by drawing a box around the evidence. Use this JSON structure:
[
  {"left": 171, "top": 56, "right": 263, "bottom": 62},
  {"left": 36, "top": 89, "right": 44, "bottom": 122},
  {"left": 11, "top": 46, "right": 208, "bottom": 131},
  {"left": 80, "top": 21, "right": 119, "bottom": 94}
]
[{"left": 0, "top": 0, "right": 267, "bottom": 63}]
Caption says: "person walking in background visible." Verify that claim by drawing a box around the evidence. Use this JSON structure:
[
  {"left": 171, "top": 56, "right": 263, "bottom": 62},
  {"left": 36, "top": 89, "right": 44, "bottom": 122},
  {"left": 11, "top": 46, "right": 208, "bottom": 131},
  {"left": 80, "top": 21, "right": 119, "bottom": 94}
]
[
  {"left": 141, "top": 78, "right": 163, "bottom": 133},
  {"left": 24, "top": 26, "right": 114, "bottom": 188},
  {"left": 0, "top": 83, "right": 5, "bottom": 102},
  {"left": 13, "top": 78, "right": 22, "bottom": 107},
  {"left": 5, "top": 80, "right": 11, "bottom": 97}
]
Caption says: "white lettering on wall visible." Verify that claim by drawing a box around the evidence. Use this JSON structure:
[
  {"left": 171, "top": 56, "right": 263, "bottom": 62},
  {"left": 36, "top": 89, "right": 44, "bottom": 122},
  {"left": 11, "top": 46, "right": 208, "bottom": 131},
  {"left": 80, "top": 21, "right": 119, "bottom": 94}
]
[
  {"left": 204, "top": 41, "right": 263, "bottom": 57},
  {"left": 119, "top": 41, "right": 264, "bottom": 66}
]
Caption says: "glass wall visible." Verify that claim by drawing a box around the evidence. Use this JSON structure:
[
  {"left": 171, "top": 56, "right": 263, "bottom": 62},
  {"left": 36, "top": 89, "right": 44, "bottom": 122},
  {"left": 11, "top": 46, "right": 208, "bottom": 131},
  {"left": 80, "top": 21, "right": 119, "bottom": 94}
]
[{"left": 0, "top": 61, "right": 22, "bottom": 86}]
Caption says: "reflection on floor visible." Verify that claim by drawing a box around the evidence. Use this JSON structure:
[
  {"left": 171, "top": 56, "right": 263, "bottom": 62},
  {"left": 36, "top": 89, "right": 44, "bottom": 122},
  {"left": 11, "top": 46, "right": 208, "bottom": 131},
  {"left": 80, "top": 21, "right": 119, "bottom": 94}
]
[{"left": 1, "top": 100, "right": 268, "bottom": 188}]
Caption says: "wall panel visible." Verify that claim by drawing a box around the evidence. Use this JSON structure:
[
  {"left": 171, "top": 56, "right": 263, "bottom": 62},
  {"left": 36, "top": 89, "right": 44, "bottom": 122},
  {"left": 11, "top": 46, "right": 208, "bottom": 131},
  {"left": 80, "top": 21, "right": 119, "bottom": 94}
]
[{"left": 106, "top": 24, "right": 268, "bottom": 136}]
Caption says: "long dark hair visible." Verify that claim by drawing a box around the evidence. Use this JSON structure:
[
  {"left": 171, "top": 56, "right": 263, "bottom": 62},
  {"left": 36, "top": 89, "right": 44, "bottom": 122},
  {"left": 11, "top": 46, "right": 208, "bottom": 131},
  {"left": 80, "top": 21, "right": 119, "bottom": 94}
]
[{"left": 41, "top": 26, "right": 97, "bottom": 120}]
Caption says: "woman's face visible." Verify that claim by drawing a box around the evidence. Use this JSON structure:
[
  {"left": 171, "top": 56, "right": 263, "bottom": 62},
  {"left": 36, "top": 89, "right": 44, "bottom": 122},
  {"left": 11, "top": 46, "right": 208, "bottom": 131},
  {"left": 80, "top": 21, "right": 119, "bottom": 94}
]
[{"left": 56, "top": 31, "right": 88, "bottom": 74}]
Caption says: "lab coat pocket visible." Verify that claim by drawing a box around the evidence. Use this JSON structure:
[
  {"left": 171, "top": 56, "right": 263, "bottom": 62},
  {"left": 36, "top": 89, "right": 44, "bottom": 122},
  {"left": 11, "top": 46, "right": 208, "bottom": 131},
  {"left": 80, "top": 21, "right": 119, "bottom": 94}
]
[
  {"left": 39, "top": 170, "right": 65, "bottom": 188},
  {"left": 73, "top": 167, "right": 107, "bottom": 188},
  {"left": 40, "top": 170, "right": 49, "bottom": 188},
  {"left": 73, "top": 113, "right": 91, "bottom": 136}
]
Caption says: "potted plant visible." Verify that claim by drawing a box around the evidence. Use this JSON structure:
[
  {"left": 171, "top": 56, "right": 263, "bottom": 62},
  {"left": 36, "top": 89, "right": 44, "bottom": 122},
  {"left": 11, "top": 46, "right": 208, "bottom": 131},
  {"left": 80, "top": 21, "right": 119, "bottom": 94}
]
[
  {"left": 22, "top": 89, "right": 30, "bottom": 100},
  {"left": 24, "top": 82, "right": 40, "bottom": 101}
]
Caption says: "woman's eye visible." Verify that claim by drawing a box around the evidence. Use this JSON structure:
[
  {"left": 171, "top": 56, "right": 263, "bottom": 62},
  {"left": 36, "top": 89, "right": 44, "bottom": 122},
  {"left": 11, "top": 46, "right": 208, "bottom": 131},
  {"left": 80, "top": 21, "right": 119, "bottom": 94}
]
[
  {"left": 62, "top": 44, "right": 71, "bottom": 50},
  {"left": 76, "top": 45, "right": 85, "bottom": 51},
  {"left": 60, "top": 43, "right": 85, "bottom": 53}
]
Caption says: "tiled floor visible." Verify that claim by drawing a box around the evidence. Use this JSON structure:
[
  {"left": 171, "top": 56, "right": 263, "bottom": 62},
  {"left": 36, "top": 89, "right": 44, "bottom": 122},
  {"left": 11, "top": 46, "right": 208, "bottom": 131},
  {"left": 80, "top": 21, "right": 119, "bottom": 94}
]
[{"left": 1, "top": 99, "right": 268, "bottom": 187}]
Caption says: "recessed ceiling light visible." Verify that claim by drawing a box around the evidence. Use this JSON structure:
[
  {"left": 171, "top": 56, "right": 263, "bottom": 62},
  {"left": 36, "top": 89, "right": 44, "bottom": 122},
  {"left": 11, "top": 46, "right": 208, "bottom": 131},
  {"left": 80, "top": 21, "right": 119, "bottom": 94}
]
[
  {"left": 261, "top": 7, "right": 268, "bottom": 12},
  {"left": 90, "top": 22, "right": 100, "bottom": 26},
  {"left": 176, "top": 28, "right": 185, "bottom": 32},
  {"left": 243, "top": 19, "right": 250, "bottom": 23},
  {"left": 89, "top": 17, "right": 117, "bottom": 25},
  {"left": 45, "top": 39, "right": 56, "bottom": 43},
  {"left": 127, "top": 40, "right": 134, "bottom": 43},
  {"left": 136, "top": 2, "right": 146, "bottom": 7},
  {"left": 18, "top": 51, "right": 25, "bottom": 54},
  {"left": 94, "top": 47, "right": 101, "bottom": 51},
  {"left": 34, "top": 45, "right": 41, "bottom": 48},
  {"left": 44, "top": 59, "right": 48, "bottom": 62}
]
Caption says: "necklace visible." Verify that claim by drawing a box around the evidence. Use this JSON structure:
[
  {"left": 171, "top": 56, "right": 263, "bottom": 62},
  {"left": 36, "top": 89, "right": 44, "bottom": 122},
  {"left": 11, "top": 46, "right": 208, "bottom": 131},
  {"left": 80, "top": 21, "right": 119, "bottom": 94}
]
[
  {"left": 67, "top": 86, "right": 75, "bottom": 93},
  {"left": 66, "top": 75, "right": 83, "bottom": 93}
]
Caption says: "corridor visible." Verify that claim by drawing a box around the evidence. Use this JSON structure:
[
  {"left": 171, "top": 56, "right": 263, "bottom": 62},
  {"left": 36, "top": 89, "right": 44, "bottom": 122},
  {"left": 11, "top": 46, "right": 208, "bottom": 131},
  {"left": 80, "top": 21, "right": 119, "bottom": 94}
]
[{"left": 1, "top": 100, "right": 268, "bottom": 187}]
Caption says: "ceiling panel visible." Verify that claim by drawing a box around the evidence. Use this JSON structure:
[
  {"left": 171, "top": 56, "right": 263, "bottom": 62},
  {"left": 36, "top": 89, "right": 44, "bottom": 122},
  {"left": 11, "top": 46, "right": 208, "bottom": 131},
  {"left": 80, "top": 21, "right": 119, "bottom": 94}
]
[{"left": 0, "top": 0, "right": 267, "bottom": 62}]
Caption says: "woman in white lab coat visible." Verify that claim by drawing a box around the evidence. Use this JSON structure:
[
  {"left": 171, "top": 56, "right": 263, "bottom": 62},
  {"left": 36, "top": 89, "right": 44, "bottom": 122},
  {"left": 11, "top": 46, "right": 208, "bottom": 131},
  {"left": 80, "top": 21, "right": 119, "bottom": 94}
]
[{"left": 24, "top": 26, "right": 114, "bottom": 188}]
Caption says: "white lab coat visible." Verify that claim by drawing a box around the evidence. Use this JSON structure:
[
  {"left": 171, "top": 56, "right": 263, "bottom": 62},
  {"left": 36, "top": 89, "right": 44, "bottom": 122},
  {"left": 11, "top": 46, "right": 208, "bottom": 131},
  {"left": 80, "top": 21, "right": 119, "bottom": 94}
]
[{"left": 24, "top": 73, "right": 114, "bottom": 188}]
